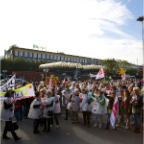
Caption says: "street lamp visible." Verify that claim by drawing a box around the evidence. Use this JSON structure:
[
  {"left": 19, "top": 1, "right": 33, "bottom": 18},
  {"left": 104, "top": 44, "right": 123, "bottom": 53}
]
[
  {"left": 137, "top": 16, "right": 144, "bottom": 83},
  {"left": 43, "top": 68, "right": 49, "bottom": 80}
]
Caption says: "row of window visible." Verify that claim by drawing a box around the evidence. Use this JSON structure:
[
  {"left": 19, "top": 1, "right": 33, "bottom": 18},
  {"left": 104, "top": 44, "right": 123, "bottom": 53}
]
[{"left": 14, "top": 51, "right": 101, "bottom": 65}]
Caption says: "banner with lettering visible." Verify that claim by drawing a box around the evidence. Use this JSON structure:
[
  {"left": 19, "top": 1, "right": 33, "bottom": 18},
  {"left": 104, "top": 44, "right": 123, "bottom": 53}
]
[{"left": 0, "top": 83, "right": 35, "bottom": 103}]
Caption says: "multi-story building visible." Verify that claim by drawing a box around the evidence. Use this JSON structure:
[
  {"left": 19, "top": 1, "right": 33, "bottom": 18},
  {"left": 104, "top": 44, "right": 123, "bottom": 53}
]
[{"left": 4, "top": 47, "right": 102, "bottom": 65}]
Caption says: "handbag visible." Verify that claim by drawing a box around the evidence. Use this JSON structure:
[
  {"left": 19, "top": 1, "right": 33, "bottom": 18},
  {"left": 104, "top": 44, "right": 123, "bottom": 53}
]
[{"left": 8, "top": 121, "right": 19, "bottom": 131}]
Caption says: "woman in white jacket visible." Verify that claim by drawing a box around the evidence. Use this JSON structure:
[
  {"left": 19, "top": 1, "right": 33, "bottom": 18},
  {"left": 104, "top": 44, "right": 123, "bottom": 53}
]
[
  {"left": 28, "top": 91, "right": 43, "bottom": 134},
  {"left": 43, "top": 90, "right": 54, "bottom": 133},
  {"left": 1, "top": 89, "right": 21, "bottom": 141}
]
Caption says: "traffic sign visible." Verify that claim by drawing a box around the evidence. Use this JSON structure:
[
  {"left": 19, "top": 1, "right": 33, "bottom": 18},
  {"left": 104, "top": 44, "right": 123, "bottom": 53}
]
[{"left": 139, "top": 68, "right": 143, "bottom": 73}]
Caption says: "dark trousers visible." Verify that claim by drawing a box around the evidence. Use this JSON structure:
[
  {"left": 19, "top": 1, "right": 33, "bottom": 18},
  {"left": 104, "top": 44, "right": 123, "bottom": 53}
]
[
  {"left": 106, "top": 113, "right": 111, "bottom": 128},
  {"left": 14, "top": 107, "right": 22, "bottom": 121},
  {"left": 43, "top": 118, "right": 51, "bottom": 131},
  {"left": 51, "top": 114, "right": 59, "bottom": 125},
  {"left": 83, "top": 111, "right": 90, "bottom": 124},
  {"left": 66, "top": 109, "right": 68, "bottom": 118},
  {"left": 24, "top": 106, "right": 29, "bottom": 118},
  {"left": 133, "top": 114, "right": 141, "bottom": 128},
  {"left": 33, "top": 119, "right": 40, "bottom": 132},
  {"left": 3, "top": 121, "right": 18, "bottom": 139}
]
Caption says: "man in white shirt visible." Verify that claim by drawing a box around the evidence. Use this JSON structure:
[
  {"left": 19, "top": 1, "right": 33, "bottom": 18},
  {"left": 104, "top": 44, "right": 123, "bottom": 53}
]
[{"left": 87, "top": 79, "right": 94, "bottom": 92}]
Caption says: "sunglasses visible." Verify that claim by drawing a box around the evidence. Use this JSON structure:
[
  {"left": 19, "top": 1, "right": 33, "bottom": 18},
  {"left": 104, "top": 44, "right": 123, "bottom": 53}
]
[{"left": 111, "top": 93, "right": 115, "bottom": 94}]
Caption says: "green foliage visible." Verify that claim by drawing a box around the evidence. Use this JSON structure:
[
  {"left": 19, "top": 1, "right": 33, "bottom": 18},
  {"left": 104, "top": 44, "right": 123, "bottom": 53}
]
[
  {"left": 101, "top": 59, "right": 119, "bottom": 74},
  {"left": 118, "top": 60, "right": 130, "bottom": 70},
  {"left": 126, "top": 68, "right": 139, "bottom": 75},
  {"left": 1, "top": 58, "right": 49, "bottom": 74},
  {"left": 9, "top": 44, "right": 19, "bottom": 50}
]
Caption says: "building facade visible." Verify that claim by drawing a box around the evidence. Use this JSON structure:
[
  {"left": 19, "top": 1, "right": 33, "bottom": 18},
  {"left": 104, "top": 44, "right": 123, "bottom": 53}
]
[{"left": 5, "top": 47, "right": 102, "bottom": 65}]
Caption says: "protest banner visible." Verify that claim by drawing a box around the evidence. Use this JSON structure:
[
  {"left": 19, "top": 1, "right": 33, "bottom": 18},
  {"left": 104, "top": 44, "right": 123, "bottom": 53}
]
[{"left": 0, "top": 83, "right": 35, "bottom": 103}]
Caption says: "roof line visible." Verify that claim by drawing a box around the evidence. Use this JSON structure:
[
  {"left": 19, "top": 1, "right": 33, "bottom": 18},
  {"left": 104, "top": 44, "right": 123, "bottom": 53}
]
[{"left": 7, "top": 47, "right": 101, "bottom": 61}]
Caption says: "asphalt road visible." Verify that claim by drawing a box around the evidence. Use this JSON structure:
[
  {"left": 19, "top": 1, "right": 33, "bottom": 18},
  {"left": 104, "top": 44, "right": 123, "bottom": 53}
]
[{"left": 0, "top": 108, "right": 143, "bottom": 144}]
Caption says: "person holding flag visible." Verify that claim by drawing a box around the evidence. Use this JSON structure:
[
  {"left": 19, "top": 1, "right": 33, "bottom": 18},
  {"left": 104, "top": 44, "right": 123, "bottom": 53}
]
[
  {"left": 91, "top": 89, "right": 106, "bottom": 128},
  {"left": 104, "top": 89, "right": 116, "bottom": 130}
]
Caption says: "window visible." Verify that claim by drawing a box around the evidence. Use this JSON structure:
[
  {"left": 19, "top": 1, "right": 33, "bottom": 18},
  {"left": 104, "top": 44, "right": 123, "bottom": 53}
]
[
  {"left": 65, "top": 57, "right": 67, "bottom": 61},
  {"left": 74, "top": 58, "right": 76, "bottom": 62},
  {"left": 38, "top": 54, "right": 41, "bottom": 59},
  {"left": 68, "top": 57, "right": 70, "bottom": 62},
  {"left": 77, "top": 58, "right": 79, "bottom": 62},
  {"left": 47, "top": 55, "right": 49, "bottom": 59},
  {"left": 61, "top": 56, "right": 64, "bottom": 61},
  {"left": 29, "top": 53, "right": 33, "bottom": 58},
  {"left": 24, "top": 52, "right": 28, "bottom": 57},
  {"left": 42, "top": 54, "right": 45, "bottom": 59},
  {"left": 83, "top": 59, "right": 85, "bottom": 63},
  {"left": 54, "top": 55, "right": 57, "bottom": 60},
  {"left": 71, "top": 58, "right": 73, "bottom": 62},
  {"left": 51, "top": 55, "right": 53, "bottom": 60},
  {"left": 58, "top": 56, "right": 60, "bottom": 61},
  {"left": 34, "top": 53, "right": 37, "bottom": 58},
  {"left": 15, "top": 51, "right": 18, "bottom": 56},
  {"left": 19, "top": 51, "right": 23, "bottom": 57}
]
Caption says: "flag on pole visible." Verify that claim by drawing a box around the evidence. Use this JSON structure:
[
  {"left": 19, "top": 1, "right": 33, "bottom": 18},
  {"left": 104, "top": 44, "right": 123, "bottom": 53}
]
[
  {"left": 63, "top": 79, "right": 65, "bottom": 84},
  {"left": 48, "top": 76, "right": 52, "bottom": 90},
  {"left": 110, "top": 96, "right": 119, "bottom": 129},
  {"left": 0, "top": 74, "right": 16, "bottom": 92},
  {"left": 122, "top": 74, "right": 126, "bottom": 80},
  {"left": 67, "top": 78, "right": 69, "bottom": 82},
  {"left": 96, "top": 68, "right": 104, "bottom": 80}
]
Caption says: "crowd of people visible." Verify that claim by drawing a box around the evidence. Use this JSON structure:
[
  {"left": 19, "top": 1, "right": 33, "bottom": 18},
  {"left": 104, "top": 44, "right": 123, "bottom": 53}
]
[{"left": 1, "top": 78, "right": 143, "bottom": 141}]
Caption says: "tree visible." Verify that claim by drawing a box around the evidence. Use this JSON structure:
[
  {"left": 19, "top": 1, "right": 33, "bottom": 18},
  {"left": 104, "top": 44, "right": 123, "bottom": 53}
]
[
  {"left": 101, "top": 59, "right": 119, "bottom": 75},
  {"left": 118, "top": 60, "right": 130, "bottom": 70},
  {"left": 1, "top": 58, "right": 50, "bottom": 74},
  {"left": 9, "top": 44, "right": 19, "bottom": 50},
  {"left": 126, "top": 68, "right": 139, "bottom": 75}
]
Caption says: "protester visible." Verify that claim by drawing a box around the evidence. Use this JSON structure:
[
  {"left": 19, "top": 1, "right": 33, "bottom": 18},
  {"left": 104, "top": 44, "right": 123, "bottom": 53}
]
[
  {"left": 43, "top": 90, "right": 54, "bottom": 132},
  {"left": 70, "top": 88, "right": 80, "bottom": 124},
  {"left": 104, "top": 89, "right": 115, "bottom": 130},
  {"left": 130, "top": 87, "right": 142, "bottom": 133},
  {"left": 1, "top": 89, "right": 21, "bottom": 141},
  {"left": 28, "top": 91, "right": 43, "bottom": 134}
]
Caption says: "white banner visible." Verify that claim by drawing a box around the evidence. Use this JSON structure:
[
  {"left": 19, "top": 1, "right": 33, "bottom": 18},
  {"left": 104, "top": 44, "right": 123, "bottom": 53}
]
[
  {"left": 0, "top": 74, "right": 16, "bottom": 92},
  {"left": 90, "top": 74, "right": 97, "bottom": 78},
  {"left": 110, "top": 96, "right": 119, "bottom": 129},
  {"left": 96, "top": 68, "right": 104, "bottom": 80}
]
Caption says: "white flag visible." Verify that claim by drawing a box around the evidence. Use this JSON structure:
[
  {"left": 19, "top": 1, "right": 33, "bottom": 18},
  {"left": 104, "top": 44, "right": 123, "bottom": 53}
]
[
  {"left": 110, "top": 96, "right": 119, "bottom": 129},
  {"left": 96, "top": 68, "right": 104, "bottom": 80},
  {"left": 122, "top": 74, "right": 126, "bottom": 80},
  {"left": 63, "top": 79, "right": 65, "bottom": 84},
  {"left": 48, "top": 76, "right": 52, "bottom": 90}
]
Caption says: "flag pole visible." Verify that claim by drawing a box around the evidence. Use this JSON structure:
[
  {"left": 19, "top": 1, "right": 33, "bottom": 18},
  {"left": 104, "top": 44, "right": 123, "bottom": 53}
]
[{"left": 103, "top": 66, "right": 105, "bottom": 82}]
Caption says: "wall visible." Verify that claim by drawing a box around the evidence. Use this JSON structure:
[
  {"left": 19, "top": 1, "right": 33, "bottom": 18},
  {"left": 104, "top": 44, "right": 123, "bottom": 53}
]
[{"left": 12, "top": 71, "right": 52, "bottom": 82}]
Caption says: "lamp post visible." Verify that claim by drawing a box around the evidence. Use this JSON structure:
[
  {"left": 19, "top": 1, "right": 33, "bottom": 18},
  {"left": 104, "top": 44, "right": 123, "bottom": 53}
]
[
  {"left": 137, "top": 16, "right": 144, "bottom": 84},
  {"left": 2, "top": 70, "right": 7, "bottom": 79},
  {"left": 43, "top": 68, "right": 49, "bottom": 81}
]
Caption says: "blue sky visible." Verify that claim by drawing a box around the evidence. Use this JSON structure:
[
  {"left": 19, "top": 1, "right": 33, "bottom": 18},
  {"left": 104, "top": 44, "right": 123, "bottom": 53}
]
[{"left": 0, "top": 0, "right": 143, "bottom": 65}]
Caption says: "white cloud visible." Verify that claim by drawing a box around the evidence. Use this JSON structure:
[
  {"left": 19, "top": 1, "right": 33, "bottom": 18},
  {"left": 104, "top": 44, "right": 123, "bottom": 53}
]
[{"left": 0, "top": 0, "right": 142, "bottom": 65}]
